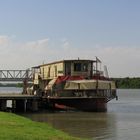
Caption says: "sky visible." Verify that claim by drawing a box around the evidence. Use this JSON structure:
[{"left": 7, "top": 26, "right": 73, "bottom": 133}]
[{"left": 0, "top": 0, "right": 140, "bottom": 77}]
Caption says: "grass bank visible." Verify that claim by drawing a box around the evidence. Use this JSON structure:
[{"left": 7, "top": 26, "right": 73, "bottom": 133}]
[{"left": 0, "top": 112, "right": 84, "bottom": 140}]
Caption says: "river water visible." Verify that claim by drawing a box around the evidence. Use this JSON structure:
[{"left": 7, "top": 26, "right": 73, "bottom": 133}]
[{"left": 1, "top": 88, "right": 140, "bottom": 140}]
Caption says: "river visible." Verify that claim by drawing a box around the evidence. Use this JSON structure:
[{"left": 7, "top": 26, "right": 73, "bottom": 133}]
[{"left": 1, "top": 88, "right": 140, "bottom": 140}]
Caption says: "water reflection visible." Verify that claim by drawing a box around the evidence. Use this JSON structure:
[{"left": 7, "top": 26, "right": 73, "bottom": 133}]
[
  {"left": 0, "top": 87, "right": 22, "bottom": 94},
  {"left": 23, "top": 112, "right": 116, "bottom": 139}
]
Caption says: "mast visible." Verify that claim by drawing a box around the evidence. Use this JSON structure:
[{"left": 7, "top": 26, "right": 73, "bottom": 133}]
[
  {"left": 95, "top": 57, "right": 101, "bottom": 75},
  {"left": 96, "top": 57, "right": 98, "bottom": 75},
  {"left": 104, "top": 65, "right": 109, "bottom": 78}
]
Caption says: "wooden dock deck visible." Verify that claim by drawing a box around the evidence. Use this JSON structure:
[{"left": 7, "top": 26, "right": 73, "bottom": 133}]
[{"left": 0, "top": 93, "right": 40, "bottom": 99}]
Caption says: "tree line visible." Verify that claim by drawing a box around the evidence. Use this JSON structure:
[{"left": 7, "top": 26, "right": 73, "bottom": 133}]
[
  {"left": 0, "top": 77, "right": 140, "bottom": 89},
  {"left": 112, "top": 77, "right": 140, "bottom": 89},
  {"left": 0, "top": 83, "right": 23, "bottom": 87}
]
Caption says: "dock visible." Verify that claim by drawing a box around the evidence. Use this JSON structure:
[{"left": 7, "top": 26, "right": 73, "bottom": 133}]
[
  {"left": 0, "top": 93, "right": 41, "bottom": 112},
  {"left": 0, "top": 69, "right": 40, "bottom": 112}
]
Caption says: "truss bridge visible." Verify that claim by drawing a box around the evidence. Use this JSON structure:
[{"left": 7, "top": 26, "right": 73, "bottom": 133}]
[{"left": 0, "top": 70, "right": 33, "bottom": 82}]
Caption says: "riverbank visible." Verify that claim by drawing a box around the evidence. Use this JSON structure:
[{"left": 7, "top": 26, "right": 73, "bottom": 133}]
[{"left": 0, "top": 112, "right": 84, "bottom": 140}]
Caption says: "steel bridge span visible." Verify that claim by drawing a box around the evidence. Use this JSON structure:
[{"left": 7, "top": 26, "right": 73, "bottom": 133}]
[
  {"left": 0, "top": 70, "right": 41, "bottom": 112},
  {"left": 0, "top": 70, "right": 33, "bottom": 82}
]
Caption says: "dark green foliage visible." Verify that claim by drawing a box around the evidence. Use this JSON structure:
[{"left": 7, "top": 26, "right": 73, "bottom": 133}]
[
  {"left": 112, "top": 77, "right": 140, "bottom": 89},
  {"left": 0, "top": 83, "right": 22, "bottom": 87},
  {"left": 0, "top": 83, "right": 32, "bottom": 87}
]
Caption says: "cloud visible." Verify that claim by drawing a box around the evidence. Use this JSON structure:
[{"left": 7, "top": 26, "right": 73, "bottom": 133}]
[
  {"left": 63, "top": 41, "right": 70, "bottom": 49},
  {"left": 45, "top": 45, "right": 140, "bottom": 77},
  {"left": 0, "top": 36, "right": 139, "bottom": 77},
  {"left": 61, "top": 39, "right": 70, "bottom": 49},
  {"left": 0, "top": 36, "right": 10, "bottom": 46},
  {"left": 26, "top": 38, "right": 50, "bottom": 49},
  {"left": 0, "top": 37, "right": 50, "bottom": 69},
  {"left": 88, "top": 46, "right": 140, "bottom": 77}
]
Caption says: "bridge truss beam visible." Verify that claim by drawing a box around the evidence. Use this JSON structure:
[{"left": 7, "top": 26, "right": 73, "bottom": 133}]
[{"left": 0, "top": 70, "right": 33, "bottom": 82}]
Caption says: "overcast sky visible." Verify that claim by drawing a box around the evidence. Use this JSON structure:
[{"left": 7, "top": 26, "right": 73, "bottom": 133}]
[{"left": 0, "top": 0, "right": 140, "bottom": 77}]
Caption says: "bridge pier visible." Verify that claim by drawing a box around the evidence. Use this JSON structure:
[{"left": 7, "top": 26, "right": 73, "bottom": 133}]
[
  {"left": 24, "top": 99, "right": 27, "bottom": 112},
  {"left": 31, "top": 100, "right": 38, "bottom": 111},
  {"left": 0, "top": 100, "right": 7, "bottom": 111},
  {"left": 15, "top": 99, "right": 39, "bottom": 112},
  {"left": 16, "top": 100, "right": 25, "bottom": 112},
  {"left": 12, "top": 100, "right": 16, "bottom": 112},
  {"left": 0, "top": 94, "right": 41, "bottom": 112}
]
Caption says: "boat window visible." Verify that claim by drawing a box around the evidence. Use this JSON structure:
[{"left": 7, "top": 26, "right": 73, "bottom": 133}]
[
  {"left": 65, "top": 62, "right": 71, "bottom": 75},
  {"left": 74, "top": 63, "right": 81, "bottom": 71}
]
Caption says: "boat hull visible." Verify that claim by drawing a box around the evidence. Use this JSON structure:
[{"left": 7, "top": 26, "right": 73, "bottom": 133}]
[{"left": 47, "top": 97, "right": 107, "bottom": 112}]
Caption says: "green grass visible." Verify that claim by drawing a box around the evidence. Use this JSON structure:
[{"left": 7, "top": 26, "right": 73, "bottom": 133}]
[{"left": 0, "top": 112, "right": 84, "bottom": 140}]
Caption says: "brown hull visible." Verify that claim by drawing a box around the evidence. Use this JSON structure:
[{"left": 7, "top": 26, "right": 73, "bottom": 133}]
[{"left": 47, "top": 97, "right": 107, "bottom": 112}]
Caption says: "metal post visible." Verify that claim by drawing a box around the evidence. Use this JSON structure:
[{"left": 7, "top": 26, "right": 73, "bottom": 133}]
[{"left": 24, "top": 99, "right": 27, "bottom": 112}]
